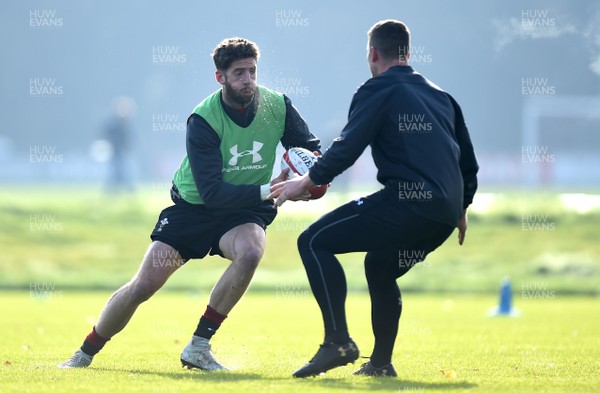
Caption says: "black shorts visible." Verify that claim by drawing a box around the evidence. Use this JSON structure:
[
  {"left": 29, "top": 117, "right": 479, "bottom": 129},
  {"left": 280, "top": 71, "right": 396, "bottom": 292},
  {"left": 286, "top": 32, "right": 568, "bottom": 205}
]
[{"left": 150, "top": 193, "right": 277, "bottom": 262}]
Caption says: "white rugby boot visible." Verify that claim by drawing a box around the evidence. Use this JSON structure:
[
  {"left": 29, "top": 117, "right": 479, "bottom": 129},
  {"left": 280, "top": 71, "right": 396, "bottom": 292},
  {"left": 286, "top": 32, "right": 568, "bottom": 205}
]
[
  {"left": 180, "top": 335, "right": 229, "bottom": 371},
  {"left": 57, "top": 349, "right": 93, "bottom": 368}
]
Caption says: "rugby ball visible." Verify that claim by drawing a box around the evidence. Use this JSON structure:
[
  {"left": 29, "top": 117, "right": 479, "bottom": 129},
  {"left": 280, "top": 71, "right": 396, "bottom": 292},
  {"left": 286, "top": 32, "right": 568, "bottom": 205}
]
[{"left": 281, "top": 147, "right": 328, "bottom": 199}]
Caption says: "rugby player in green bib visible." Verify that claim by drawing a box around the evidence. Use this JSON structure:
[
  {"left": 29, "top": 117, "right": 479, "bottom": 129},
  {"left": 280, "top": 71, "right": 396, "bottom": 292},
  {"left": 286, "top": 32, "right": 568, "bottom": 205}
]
[{"left": 59, "top": 38, "right": 321, "bottom": 371}]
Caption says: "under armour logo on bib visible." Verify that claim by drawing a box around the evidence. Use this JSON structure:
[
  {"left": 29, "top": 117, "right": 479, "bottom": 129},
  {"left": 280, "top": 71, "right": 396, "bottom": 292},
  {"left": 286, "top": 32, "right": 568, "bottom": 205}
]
[{"left": 229, "top": 142, "right": 263, "bottom": 166}]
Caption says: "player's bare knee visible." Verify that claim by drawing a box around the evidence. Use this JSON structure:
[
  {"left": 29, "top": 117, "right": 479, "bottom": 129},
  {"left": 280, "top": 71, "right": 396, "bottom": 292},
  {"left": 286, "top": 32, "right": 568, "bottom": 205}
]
[{"left": 235, "top": 247, "right": 263, "bottom": 271}]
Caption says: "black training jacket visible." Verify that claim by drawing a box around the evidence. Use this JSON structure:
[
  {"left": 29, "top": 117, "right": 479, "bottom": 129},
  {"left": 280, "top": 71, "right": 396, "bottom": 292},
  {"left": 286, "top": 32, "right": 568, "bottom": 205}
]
[{"left": 309, "top": 65, "right": 479, "bottom": 227}]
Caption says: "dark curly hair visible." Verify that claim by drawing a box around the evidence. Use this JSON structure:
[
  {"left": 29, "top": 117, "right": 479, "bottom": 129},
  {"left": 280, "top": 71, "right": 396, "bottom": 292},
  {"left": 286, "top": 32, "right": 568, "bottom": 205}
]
[{"left": 211, "top": 37, "right": 260, "bottom": 71}]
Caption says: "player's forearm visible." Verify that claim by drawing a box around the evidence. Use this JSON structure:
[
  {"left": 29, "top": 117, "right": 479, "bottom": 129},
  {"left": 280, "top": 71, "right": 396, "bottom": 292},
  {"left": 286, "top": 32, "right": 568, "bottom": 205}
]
[
  {"left": 309, "top": 88, "right": 383, "bottom": 185},
  {"left": 309, "top": 117, "right": 377, "bottom": 185},
  {"left": 281, "top": 95, "right": 322, "bottom": 154}
]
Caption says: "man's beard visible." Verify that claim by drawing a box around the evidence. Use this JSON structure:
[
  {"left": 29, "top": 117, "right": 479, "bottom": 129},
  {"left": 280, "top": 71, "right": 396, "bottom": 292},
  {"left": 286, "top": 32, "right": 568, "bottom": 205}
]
[{"left": 223, "top": 81, "right": 255, "bottom": 107}]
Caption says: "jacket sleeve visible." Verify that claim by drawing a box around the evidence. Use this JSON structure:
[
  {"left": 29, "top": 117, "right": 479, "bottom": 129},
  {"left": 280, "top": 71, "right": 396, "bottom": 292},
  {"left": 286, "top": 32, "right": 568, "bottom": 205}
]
[
  {"left": 186, "top": 113, "right": 263, "bottom": 209},
  {"left": 309, "top": 84, "right": 386, "bottom": 185},
  {"left": 449, "top": 95, "right": 479, "bottom": 209},
  {"left": 280, "top": 95, "right": 322, "bottom": 154}
]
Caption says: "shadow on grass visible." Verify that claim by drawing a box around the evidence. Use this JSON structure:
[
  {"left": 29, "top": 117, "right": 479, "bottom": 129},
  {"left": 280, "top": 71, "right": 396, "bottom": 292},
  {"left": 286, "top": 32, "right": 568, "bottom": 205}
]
[
  {"left": 91, "top": 366, "right": 263, "bottom": 382},
  {"left": 297, "top": 376, "right": 477, "bottom": 391},
  {"left": 90, "top": 366, "right": 477, "bottom": 390}
]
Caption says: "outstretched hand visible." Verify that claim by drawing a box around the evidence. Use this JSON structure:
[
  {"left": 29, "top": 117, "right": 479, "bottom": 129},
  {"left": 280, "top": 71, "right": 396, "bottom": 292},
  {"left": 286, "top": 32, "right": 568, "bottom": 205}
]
[
  {"left": 270, "top": 168, "right": 290, "bottom": 186},
  {"left": 268, "top": 173, "right": 314, "bottom": 207}
]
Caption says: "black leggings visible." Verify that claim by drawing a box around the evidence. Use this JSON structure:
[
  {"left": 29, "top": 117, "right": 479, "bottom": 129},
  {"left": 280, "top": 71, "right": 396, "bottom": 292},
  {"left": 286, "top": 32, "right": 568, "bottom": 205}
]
[{"left": 297, "top": 188, "right": 454, "bottom": 365}]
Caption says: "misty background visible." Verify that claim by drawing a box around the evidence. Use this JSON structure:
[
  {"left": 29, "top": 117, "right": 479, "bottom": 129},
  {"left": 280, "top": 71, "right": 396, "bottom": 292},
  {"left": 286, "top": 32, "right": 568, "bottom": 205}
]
[{"left": 1, "top": 0, "right": 599, "bottom": 191}]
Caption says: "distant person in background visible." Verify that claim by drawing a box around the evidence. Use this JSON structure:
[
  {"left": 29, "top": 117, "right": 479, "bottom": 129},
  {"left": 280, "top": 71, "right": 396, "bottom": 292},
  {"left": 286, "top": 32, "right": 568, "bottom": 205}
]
[
  {"left": 58, "top": 38, "right": 321, "bottom": 371},
  {"left": 105, "top": 96, "right": 136, "bottom": 193},
  {"left": 270, "top": 20, "right": 479, "bottom": 377}
]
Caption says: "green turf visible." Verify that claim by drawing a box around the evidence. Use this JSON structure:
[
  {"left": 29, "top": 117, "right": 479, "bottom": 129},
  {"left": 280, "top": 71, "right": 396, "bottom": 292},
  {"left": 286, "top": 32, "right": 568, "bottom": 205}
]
[
  {"left": 2, "top": 187, "right": 598, "bottom": 391},
  {"left": 1, "top": 186, "right": 599, "bottom": 295},
  {"left": 1, "top": 291, "right": 599, "bottom": 392}
]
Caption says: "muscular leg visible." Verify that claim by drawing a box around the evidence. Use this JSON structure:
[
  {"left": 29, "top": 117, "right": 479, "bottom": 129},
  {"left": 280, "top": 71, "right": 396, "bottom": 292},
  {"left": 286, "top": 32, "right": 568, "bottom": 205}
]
[
  {"left": 209, "top": 223, "right": 266, "bottom": 315},
  {"left": 181, "top": 224, "right": 266, "bottom": 371},
  {"left": 95, "top": 241, "right": 183, "bottom": 338},
  {"left": 59, "top": 240, "right": 184, "bottom": 364},
  {"left": 191, "top": 223, "right": 265, "bottom": 341}
]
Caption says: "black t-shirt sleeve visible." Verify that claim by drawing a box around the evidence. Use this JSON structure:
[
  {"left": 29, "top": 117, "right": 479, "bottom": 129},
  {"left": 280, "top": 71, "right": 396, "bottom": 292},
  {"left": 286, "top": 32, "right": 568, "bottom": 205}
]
[
  {"left": 186, "top": 113, "right": 262, "bottom": 209},
  {"left": 449, "top": 96, "right": 479, "bottom": 209},
  {"left": 280, "top": 95, "right": 321, "bottom": 153},
  {"left": 309, "top": 84, "right": 385, "bottom": 185}
]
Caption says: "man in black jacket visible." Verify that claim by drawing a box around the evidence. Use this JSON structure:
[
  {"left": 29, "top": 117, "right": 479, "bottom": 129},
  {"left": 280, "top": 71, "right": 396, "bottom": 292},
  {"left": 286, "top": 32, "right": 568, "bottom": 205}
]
[{"left": 269, "top": 20, "right": 479, "bottom": 378}]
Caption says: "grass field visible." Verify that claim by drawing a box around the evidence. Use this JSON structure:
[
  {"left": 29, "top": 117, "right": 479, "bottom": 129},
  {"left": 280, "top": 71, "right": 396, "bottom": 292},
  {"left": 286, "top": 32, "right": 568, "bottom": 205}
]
[
  {"left": 1, "top": 187, "right": 599, "bottom": 392},
  {"left": 1, "top": 291, "right": 599, "bottom": 393},
  {"left": 1, "top": 186, "right": 599, "bottom": 295}
]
